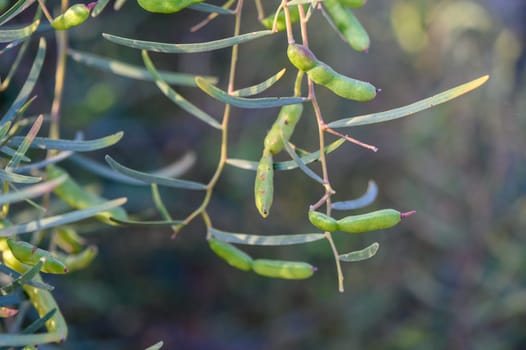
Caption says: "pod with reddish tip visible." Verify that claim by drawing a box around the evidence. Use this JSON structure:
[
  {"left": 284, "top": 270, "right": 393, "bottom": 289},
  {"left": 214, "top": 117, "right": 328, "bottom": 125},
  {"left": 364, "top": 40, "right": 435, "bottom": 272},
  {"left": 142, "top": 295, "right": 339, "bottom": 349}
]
[
  {"left": 264, "top": 104, "right": 303, "bottom": 155},
  {"left": 254, "top": 150, "right": 274, "bottom": 218},
  {"left": 287, "top": 43, "right": 377, "bottom": 101},
  {"left": 6, "top": 239, "right": 68, "bottom": 274},
  {"left": 336, "top": 209, "right": 415, "bottom": 233},
  {"left": 308, "top": 210, "right": 338, "bottom": 232},
  {"left": 137, "top": 0, "right": 203, "bottom": 14},
  {"left": 208, "top": 239, "right": 253, "bottom": 271},
  {"left": 252, "top": 259, "right": 315, "bottom": 280},
  {"left": 51, "top": 3, "right": 93, "bottom": 30}
]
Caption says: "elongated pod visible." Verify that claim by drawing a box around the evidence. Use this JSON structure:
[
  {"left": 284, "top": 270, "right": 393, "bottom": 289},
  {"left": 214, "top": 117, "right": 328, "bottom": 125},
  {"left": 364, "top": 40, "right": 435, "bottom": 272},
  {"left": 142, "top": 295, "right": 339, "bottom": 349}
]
[
  {"left": 252, "top": 259, "right": 316, "bottom": 280},
  {"left": 47, "top": 165, "right": 128, "bottom": 225},
  {"left": 137, "top": 0, "right": 203, "bottom": 13},
  {"left": 308, "top": 210, "right": 338, "bottom": 232},
  {"left": 54, "top": 226, "right": 86, "bottom": 254},
  {"left": 324, "top": 0, "right": 370, "bottom": 51},
  {"left": 54, "top": 245, "right": 98, "bottom": 272},
  {"left": 337, "top": 209, "right": 415, "bottom": 233},
  {"left": 264, "top": 104, "right": 303, "bottom": 155},
  {"left": 208, "top": 239, "right": 253, "bottom": 271},
  {"left": 6, "top": 239, "right": 68, "bottom": 274},
  {"left": 287, "top": 43, "right": 377, "bottom": 101},
  {"left": 254, "top": 150, "right": 274, "bottom": 218},
  {"left": 51, "top": 3, "right": 94, "bottom": 30}
]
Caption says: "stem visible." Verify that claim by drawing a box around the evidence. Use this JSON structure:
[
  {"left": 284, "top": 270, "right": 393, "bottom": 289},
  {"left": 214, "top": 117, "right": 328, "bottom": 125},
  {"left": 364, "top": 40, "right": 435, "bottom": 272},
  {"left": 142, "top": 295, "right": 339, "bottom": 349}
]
[
  {"left": 299, "top": 8, "right": 344, "bottom": 292},
  {"left": 325, "top": 231, "right": 344, "bottom": 292},
  {"left": 324, "top": 127, "right": 378, "bottom": 152},
  {"left": 281, "top": 0, "right": 294, "bottom": 43},
  {"left": 48, "top": 0, "right": 70, "bottom": 143},
  {"left": 176, "top": 0, "right": 244, "bottom": 233},
  {"left": 190, "top": 0, "right": 236, "bottom": 32},
  {"left": 36, "top": 0, "right": 54, "bottom": 23}
]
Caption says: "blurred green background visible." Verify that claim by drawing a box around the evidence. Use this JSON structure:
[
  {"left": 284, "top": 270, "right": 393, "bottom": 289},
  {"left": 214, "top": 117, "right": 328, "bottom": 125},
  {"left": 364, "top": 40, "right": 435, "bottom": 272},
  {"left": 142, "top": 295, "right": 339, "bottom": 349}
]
[{"left": 2, "top": 0, "right": 526, "bottom": 349}]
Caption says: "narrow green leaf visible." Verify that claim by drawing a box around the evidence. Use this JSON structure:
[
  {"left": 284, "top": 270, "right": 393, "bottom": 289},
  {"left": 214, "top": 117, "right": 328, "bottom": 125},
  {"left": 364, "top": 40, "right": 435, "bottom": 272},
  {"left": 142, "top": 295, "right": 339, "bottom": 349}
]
[
  {"left": 105, "top": 156, "right": 207, "bottom": 190},
  {"left": 0, "top": 0, "right": 36, "bottom": 26},
  {"left": 69, "top": 152, "right": 195, "bottom": 185},
  {"left": 109, "top": 218, "right": 184, "bottom": 226},
  {"left": 142, "top": 51, "right": 221, "bottom": 129},
  {"left": 92, "top": 0, "right": 110, "bottom": 17},
  {"left": 0, "top": 146, "right": 30, "bottom": 162},
  {"left": 226, "top": 138, "right": 345, "bottom": 171},
  {"left": 332, "top": 180, "right": 378, "bottom": 210},
  {"left": 0, "top": 20, "right": 39, "bottom": 43},
  {"left": 22, "top": 309, "right": 56, "bottom": 334},
  {"left": 328, "top": 75, "right": 490, "bottom": 128},
  {"left": 114, "top": 0, "right": 127, "bottom": 10},
  {"left": 1, "top": 37, "right": 46, "bottom": 126},
  {"left": 145, "top": 341, "right": 164, "bottom": 350},
  {"left": 195, "top": 76, "right": 307, "bottom": 109},
  {"left": 7, "top": 131, "right": 123, "bottom": 152},
  {"left": 102, "top": 30, "right": 273, "bottom": 53},
  {"left": 0, "top": 175, "right": 67, "bottom": 206},
  {"left": 0, "top": 39, "right": 30, "bottom": 91},
  {"left": 0, "top": 168, "right": 40, "bottom": 184},
  {"left": 0, "top": 122, "right": 11, "bottom": 138},
  {"left": 231, "top": 68, "right": 286, "bottom": 97},
  {"left": 68, "top": 50, "right": 217, "bottom": 86},
  {"left": 210, "top": 227, "right": 325, "bottom": 246},
  {"left": 0, "top": 198, "right": 128, "bottom": 237},
  {"left": 0, "top": 261, "right": 43, "bottom": 295},
  {"left": 6, "top": 114, "right": 42, "bottom": 170},
  {"left": 189, "top": 3, "right": 234, "bottom": 14},
  {"left": 282, "top": 137, "right": 324, "bottom": 184},
  {"left": 339, "top": 242, "right": 379, "bottom": 262},
  {"left": 0, "top": 264, "right": 53, "bottom": 290},
  {"left": 14, "top": 150, "right": 73, "bottom": 173}
]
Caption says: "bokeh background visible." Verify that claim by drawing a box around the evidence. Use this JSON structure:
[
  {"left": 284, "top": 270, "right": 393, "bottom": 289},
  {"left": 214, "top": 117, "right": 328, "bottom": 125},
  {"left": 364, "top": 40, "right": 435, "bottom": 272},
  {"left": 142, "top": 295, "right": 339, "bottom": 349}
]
[{"left": 2, "top": 0, "right": 526, "bottom": 349}]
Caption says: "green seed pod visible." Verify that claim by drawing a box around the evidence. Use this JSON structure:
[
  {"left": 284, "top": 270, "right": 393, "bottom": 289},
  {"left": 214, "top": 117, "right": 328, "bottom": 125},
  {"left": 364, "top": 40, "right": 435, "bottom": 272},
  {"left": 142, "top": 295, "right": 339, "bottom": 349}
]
[
  {"left": 264, "top": 104, "right": 303, "bottom": 155},
  {"left": 0, "top": 238, "right": 30, "bottom": 273},
  {"left": 323, "top": 0, "right": 370, "bottom": 52},
  {"left": 51, "top": 3, "right": 93, "bottom": 30},
  {"left": 252, "top": 259, "right": 316, "bottom": 280},
  {"left": 308, "top": 210, "right": 338, "bottom": 232},
  {"left": 47, "top": 165, "right": 128, "bottom": 225},
  {"left": 338, "top": 0, "right": 367, "bottom": 8},
  {"left": 54, "top": 226, "right": 86, "bottom": 254},
  {"left": 54, "top": 245, "right": 98, "bottom": 272},
  {"left": 336, "top": 209, "right": 415, "bottom": 233},
  {"left": 23, "top": 275, "right": 68, "bottom": 338},
  {"left": 6, "top": 239, "right": 68, "bottom": 274},
  {"left": 254, "top": 150, "right": 274, "bottom": 218},
  {"left": 208, "top": 239, "right": 253, "bottom": 271},
  {"left": 287, "top": 43, "right": 377, "bottom": 101},
  {"left": 261, "top": 5, "right": 302, "bottom": 32},
  {"left": 287, "top": 43, "right": 318, "bottom": 71},
  {"left": 137, "top": 0, "right": 203, "bottom": 14}
]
